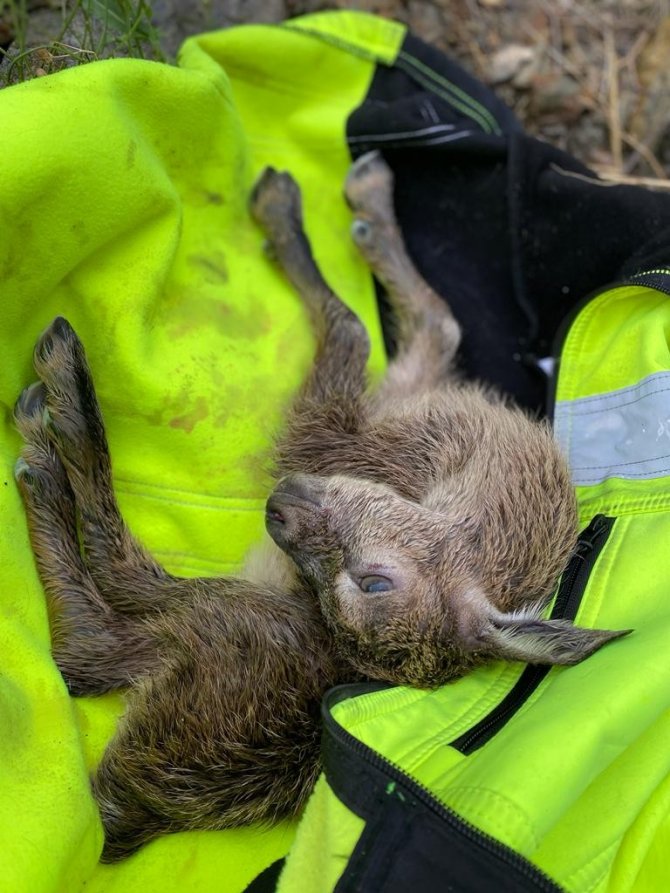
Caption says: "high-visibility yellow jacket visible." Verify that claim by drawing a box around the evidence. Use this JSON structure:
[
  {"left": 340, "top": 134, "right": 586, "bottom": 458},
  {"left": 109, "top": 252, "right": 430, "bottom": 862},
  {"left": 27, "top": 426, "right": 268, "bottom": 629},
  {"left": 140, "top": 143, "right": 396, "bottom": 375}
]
[
  {"left": 2, "top": 8, "right": 669, "bottom": 892},
  {"left": 279, "top": 278, "right": 670, "bottom": 893}
]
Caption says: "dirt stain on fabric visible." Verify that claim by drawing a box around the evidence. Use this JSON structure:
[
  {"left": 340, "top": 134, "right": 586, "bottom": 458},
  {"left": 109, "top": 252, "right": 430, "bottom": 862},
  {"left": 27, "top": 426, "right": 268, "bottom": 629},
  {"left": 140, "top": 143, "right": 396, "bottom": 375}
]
[
  {"left": 126, "top": 139, "right": 138, "bottom": 170},
  {"left": 188, "top": 252, "right": 228, "bottom": 283},
  {"left": 169, "top": 396, "right": 209, "bottom": 433},
  {"left": 166, "top": 291, "right": 271, "bottom": 341},
  {"left": 70, "top": 219, "right": 90, "bottom": 246}
]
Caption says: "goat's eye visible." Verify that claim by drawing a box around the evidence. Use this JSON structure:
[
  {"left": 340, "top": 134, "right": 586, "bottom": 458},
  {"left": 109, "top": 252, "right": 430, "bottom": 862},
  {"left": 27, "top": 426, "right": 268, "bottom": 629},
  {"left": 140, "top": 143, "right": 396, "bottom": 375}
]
[{"left": 359, "top": 575, "right": 394, "bottom": 593}]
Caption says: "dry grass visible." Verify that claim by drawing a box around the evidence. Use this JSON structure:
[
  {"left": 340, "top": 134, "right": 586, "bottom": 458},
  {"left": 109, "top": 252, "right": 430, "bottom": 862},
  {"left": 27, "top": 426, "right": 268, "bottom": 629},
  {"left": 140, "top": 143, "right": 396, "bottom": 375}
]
[{"left": 0, "top": 0, "right": 164, "bottom": 86}]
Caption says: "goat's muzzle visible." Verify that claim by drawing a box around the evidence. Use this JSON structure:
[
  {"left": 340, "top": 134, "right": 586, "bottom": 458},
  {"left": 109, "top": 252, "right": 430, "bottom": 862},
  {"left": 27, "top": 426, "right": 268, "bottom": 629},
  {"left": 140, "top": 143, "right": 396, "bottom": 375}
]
[{"left": 265, "top": 474, "right": 327, "bottom": 548}]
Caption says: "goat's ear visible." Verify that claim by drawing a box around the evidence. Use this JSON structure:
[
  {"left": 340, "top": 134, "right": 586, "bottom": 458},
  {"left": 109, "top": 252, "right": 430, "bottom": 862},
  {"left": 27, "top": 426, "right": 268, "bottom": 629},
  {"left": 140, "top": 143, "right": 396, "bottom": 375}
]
[{"left": 479, "top": 611, "right": 631, "bottom": 666}]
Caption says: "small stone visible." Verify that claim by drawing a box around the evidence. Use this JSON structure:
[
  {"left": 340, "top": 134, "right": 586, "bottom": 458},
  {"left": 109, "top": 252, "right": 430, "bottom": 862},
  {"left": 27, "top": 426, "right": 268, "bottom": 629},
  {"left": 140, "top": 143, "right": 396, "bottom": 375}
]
[
  {"left": 408, "top": 1, "right": 444, "bottom": 45},
  {"left": 488, "top": 44, "right": 536, "bottom": 85}
]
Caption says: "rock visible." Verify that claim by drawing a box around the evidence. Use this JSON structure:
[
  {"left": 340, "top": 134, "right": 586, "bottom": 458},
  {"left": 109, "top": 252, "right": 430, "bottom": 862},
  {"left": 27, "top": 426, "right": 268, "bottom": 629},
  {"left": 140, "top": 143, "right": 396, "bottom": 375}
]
[
  {"left": 408, "top": 1, "right": 445, "bottom": 45},
  {"left": 488, "top": 44, "right": 536, "bottom": 85}
]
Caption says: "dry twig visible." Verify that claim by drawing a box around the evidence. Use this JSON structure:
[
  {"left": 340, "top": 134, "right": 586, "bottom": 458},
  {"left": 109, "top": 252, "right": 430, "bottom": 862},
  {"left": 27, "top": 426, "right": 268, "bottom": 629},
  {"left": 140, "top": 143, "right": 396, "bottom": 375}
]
[{"left": 605, "top": 26, "right": 623, "bottom": 173}]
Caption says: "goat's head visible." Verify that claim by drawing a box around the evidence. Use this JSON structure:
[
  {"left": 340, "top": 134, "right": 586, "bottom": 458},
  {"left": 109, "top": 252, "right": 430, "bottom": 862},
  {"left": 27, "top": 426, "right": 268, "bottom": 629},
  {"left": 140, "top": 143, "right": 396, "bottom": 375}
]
[{"left": 266, "top": 472, "right": 627, "bottom": 686}]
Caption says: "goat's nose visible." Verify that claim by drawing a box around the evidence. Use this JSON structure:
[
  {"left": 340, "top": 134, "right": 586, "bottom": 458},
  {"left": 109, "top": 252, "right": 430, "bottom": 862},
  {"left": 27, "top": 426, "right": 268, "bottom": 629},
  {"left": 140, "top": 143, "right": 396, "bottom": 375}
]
[
  {"left": 271, "top": 474, "right": 325, "bottom": 507},
  {"left": 265, "top": 474, "right": 325, "bottom": 539}
]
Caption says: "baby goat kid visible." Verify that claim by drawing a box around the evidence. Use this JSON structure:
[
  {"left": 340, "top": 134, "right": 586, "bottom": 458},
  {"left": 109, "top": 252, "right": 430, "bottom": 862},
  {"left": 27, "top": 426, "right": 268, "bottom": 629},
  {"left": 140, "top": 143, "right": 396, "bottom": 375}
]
[{"left": 15, "top": 152, "right": 623, "bottom": 861}]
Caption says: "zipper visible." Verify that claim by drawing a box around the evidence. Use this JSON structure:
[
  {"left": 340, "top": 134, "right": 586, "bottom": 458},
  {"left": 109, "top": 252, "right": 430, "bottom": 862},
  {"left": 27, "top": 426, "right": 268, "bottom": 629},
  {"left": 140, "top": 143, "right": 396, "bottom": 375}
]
[
  {"left": 550, "top": 514, "right": 614, "bottom": 621},
  {"left": 450, "top": 514, "right": 615, "bottom": 754},
  {"left": 622, "top": 268, "right": 670, "bottom": 297},
  {"left": 323, "top": 689, "right": 563, "bottom": 892}
]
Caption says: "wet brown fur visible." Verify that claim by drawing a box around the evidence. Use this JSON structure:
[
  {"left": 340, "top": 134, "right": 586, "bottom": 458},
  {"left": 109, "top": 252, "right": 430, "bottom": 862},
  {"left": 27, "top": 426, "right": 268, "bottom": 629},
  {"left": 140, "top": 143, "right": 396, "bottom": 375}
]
[{"left": 14, "top": 152, "right": 624, "bottom": 861}]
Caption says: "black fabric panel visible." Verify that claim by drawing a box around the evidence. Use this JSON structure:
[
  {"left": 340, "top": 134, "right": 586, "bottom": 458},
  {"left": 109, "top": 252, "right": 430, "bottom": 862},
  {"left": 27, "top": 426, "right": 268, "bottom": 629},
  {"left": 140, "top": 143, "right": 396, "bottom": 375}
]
[
  {"left": 322, "top": 709, "right": 563, "bottom": 893},
  {"left": 243, "top": 858, "right": 286, "bottom": 893},
  {"left": 618, "top": 225, "right": 670, "bottom": 280},
  {"left": 347, "top": 33, "right": 670, "bottom": 414},
  {"left": 340, "top": 804, "right": 555, "bottom": 893},
  {"left": 351, "top": 34, "right": 520, "bottom": 135},
  {"left": 513, "top": 136, "right": 670, "bottom": 341}
]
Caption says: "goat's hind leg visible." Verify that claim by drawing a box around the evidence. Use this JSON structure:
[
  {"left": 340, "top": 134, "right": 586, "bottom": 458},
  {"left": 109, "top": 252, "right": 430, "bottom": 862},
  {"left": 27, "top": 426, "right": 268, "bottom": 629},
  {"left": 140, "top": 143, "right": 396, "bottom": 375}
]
[
  {"left": 30, "top": 318, "right": 182, "bottom": 616},
  {"left": 344, "top": 151, "right": 462, "bottom": 399},
  {"left": 250, "top": 169, "right": 371, "bottom": 474},
  {"left": 14, "top": 383, "right": 160, "bottom": 694}
]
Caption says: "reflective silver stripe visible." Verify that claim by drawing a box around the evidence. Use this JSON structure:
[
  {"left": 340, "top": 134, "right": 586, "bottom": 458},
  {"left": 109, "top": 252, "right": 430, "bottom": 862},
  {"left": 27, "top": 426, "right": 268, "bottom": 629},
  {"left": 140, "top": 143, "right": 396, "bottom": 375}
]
[{"left": 554, "top": 372, "right": 670, "bottom": 485}]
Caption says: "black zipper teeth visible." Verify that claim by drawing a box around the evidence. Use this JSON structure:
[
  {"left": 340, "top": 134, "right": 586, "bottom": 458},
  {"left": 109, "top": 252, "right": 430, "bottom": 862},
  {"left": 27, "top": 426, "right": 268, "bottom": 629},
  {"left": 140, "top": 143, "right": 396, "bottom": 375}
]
[
  {"left": 622, "top": 270, "right": 670, "bottom": 298},
  {"left": 450, "top": 514, "right": 615, "bottom": 754},
  {"left": 325, "top": 705, "right": 563, "bottom": 892},
  {"left": 551, "top": 514, "right": 614, "bottom": 621},
  {"left": 451, "top": 666, "right": 547, "bottom": 754}
]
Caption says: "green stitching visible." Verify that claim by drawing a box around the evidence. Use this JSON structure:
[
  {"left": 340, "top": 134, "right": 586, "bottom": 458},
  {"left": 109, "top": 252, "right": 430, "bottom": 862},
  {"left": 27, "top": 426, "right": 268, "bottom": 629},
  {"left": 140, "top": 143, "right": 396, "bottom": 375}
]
[
  {"left": 397, "top": 50, "right": 502, "bottom": 136},
  {"left": 279, "top": 24, "right": 502, "bottom": 137},
  {"left": 281, "top": 22, "right": 386, "bottom": 64},
  {"left": 396, "top": 57, "right": 493, "bottom": 135}
]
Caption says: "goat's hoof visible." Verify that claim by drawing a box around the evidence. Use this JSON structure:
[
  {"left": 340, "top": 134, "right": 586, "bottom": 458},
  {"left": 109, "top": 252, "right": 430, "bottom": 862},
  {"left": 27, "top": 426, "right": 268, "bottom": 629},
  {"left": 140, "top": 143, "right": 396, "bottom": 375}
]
[
  {"left": 49, "top": 315, "right": 75, "bottom": 340},
  {"left": 262, "top": 239, "right": 278, "bottom": 263},
  {"left": 14, "top": 381, "right": 47, "bottom": 423},
  {"left": 14, "top": 382, "right": 51, "bottom": 444},
  {"left": 344, "top": 151, "right": 394, "bottom": 214},
  {"left": 13, "top": 455, "right": 55, "bottom": 493},
  {"left": 15, "top": 444, "right": 70, "bottom": 500},
  {"left": 348, "top": 150, "right": 384, "bottom": 179},
  {"left": 249, "top": 165, "right": 278, "bottom": 208},
  {"left": 34, "top": 316, "right": 72, "bottom": 363},
  {"left": 14, "top": 455, "right": 58, "bottom": 500},
  {"left": 249, "top": 166, "right": 303, "bottom": 232},
  {"left": 14, "top": 457, "right": 34, "bottom": 486},
  {"left": 33, "top": 317, "right": 81, "bottom": 385},
  {"left": 350, "top": 218, "right": 375, "bottom": 248}
]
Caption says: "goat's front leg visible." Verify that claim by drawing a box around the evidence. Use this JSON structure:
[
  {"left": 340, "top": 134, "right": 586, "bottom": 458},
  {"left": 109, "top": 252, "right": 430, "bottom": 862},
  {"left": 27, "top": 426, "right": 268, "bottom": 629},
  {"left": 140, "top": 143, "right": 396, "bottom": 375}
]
[
  {"left": 29, "top": 317, "right": 184, "bottom": 615},
  {"left": 344, "top": 151, "right": 462, "bottom": 401},
  {"left": 250, "top": 169, "right": 371, "bottom": 476},
  {"left": 14, "top": 383, "right": 160, "bottom": 693}
]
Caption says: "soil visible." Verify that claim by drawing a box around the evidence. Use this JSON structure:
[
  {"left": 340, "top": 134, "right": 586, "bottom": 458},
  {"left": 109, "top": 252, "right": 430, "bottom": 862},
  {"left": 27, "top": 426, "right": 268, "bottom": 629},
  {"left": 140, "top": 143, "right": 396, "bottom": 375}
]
[{"left": 2, "top": 0, "right": 670, "bottom": 181}]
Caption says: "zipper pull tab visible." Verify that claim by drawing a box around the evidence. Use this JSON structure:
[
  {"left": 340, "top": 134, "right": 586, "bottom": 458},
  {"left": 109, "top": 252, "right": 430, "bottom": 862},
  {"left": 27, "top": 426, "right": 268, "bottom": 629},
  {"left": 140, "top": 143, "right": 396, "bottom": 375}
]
[{"left": 574, "top": 514, "right": 610, "bottom": 559}]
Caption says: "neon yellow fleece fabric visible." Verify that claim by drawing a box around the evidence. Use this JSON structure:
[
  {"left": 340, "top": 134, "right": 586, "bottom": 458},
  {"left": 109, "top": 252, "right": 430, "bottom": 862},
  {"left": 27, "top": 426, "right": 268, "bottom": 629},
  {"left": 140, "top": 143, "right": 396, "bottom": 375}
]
[{"left": 0, "top": 12, "right": 405, "bottom": 893}]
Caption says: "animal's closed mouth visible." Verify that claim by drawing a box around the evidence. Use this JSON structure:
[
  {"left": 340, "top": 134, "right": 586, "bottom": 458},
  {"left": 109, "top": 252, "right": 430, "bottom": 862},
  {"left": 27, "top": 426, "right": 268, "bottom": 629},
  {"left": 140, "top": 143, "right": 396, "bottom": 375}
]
[{"left": 265, "top": 498, "right": 286, "bottom": 525}]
